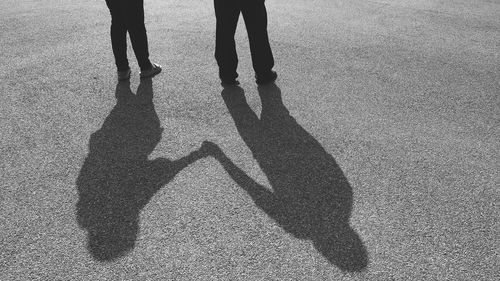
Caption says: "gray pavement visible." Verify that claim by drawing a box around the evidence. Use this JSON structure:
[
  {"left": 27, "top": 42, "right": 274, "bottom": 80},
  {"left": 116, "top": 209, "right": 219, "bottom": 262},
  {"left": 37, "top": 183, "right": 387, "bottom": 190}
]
[{"left": 1, "top": 0, "right": 499, "bottom": 280}]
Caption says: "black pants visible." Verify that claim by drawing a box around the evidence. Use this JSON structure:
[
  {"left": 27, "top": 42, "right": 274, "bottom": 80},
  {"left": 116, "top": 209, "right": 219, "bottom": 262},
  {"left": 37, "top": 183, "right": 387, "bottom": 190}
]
[
  {"left": 105, "top": 0, "right": 151, "bottom": 71},
  {"left": 214, "top": 0, "right": 275, "bottom": 81}
]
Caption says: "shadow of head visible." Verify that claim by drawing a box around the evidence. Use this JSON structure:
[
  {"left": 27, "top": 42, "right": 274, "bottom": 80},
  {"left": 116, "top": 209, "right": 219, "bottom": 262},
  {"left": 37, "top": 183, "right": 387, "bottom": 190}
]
[
  {"left": 313, "top": 223, "right": 369, "bottom": 272},
  {"left": 87, "top": 211, "right": 139, "bottom": 262}
]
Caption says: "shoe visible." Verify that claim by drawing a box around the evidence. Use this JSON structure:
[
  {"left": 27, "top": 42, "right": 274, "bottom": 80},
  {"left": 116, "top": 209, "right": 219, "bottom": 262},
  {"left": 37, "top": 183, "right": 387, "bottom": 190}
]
[
  {"left": 140, "top": 62, "right": 162, "bottom": 79},
  {"left": 219, "top": 70, "right": 239, "bottom": 87},
  {"left": 220, "top": 79, "right": 240, "bottom": 87},
  {"left": 256, "top": 70, "right": 277, "bottom": 85},
  {"left": 117, "top": 68, "right": 131, "bottom": 81}
]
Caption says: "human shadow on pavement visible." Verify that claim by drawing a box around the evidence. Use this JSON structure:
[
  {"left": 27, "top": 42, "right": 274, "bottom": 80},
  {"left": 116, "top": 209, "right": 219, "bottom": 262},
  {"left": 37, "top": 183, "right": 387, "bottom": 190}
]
[
  {"left": 203, "top": 84, "right": 368, "bottom": 272},
  {"left": 76, "top": 79, "right": 208, "bottom": 262}
]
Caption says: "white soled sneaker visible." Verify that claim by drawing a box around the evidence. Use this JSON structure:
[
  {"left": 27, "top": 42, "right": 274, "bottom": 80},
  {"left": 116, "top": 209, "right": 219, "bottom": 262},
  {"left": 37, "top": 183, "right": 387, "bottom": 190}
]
[{"left": 140, "top": 63, "right": 162, "bottom": 79}]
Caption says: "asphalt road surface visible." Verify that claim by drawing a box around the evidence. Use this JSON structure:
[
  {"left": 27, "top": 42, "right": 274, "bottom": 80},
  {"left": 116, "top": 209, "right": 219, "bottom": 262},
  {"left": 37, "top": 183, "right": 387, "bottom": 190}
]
[{"left": 1, "top": 0, "right": 498, "bottom": 280}]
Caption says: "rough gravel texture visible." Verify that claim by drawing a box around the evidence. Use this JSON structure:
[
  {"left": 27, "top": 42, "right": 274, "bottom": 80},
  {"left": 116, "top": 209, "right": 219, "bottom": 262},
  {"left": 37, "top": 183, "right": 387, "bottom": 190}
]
[{"left": 1, "top": 0, "right": 499, "bottom": 280}]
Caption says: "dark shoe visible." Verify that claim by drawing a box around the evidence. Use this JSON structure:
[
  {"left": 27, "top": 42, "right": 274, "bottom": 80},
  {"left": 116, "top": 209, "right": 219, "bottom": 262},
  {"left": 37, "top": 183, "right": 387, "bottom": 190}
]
[
  {"left": 256, "top": 70, "right": 277, "bottom": 85},
  {"left": 140, "top": 62, "right": 162, "bottom": 79},
  {"left": 117, "top": 68, "right": 131, "bottom": 81},
  {"left": 219, "top": 70, "right": 239, "bottom": 87},
  {"left": 220, "top": 79, "right": 240, "bottom": 87}
]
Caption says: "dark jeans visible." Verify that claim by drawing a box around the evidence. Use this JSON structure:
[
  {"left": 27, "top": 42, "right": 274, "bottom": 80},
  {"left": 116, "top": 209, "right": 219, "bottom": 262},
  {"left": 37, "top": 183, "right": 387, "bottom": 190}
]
[
  {"left": 214, "top": 0, "right": 275, "bottom": 81},
  {"left": 105, "top": 0, "right": 151, "bottom": 71}
]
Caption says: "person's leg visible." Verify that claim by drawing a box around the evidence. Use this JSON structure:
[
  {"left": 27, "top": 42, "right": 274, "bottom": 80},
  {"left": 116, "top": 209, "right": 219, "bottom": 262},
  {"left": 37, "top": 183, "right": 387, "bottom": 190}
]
[
  {"left": 105, "top": 0, "right": 130, "bottom": 72},
  {"left": 124, "top": 0, "right": 152, "bottom": 71},
  {"left": 214, "top": 0, "right": 241, "bottom": 83},
  {"left": 241, "top": 0, "right": 275, "bottom": 82}
]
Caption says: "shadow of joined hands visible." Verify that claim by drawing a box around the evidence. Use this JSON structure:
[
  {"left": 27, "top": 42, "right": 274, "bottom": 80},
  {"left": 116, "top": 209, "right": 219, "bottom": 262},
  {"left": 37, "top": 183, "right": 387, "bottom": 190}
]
[
  {"left": 76, "top": 79, "right": 207, "bottom": 262},
  {"left": 203, "top": 84, "right": 368, "bottom": 272}
]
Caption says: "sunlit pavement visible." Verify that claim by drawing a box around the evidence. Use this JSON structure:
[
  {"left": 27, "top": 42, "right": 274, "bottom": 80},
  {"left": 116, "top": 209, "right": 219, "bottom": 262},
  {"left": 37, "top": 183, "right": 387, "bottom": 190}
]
[{"left": 1, "top": 0, "right": 498, "bottom": 280}]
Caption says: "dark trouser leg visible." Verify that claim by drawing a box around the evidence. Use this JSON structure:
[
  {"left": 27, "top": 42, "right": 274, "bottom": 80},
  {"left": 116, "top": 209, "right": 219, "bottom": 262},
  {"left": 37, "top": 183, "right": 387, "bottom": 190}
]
[
  {"left": 123, "top": 0, "right": 151, "bottom": 71},
  {"left": 214, "top": 0, "right": 240, "bottom": 81},
  {"left": 241, "top": 0, "right": 274, "bottom": 76},
  {"left": 106, "top": 0, "right": 129, "bottom": 71}
]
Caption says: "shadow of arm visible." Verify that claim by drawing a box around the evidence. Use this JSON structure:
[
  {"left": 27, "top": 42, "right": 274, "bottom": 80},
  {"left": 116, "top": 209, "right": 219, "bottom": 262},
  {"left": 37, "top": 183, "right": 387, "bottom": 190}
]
[
  {"left": 144, "top": 149, "right": 208, "bottom": 194},
  {"left": 201, "top": 141, "right": 281, "bottom": 217}
]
